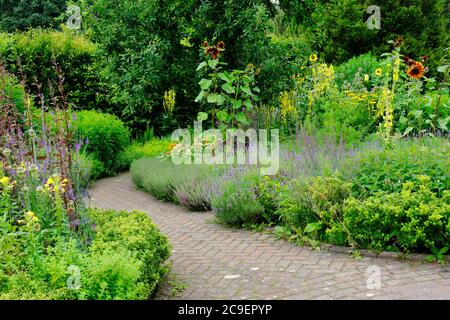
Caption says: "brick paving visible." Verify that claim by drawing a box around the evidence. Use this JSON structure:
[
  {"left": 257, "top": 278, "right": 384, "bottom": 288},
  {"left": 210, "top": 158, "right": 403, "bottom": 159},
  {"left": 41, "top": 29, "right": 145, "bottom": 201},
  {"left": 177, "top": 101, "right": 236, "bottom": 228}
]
[{"left": 90, "top": 173, "right": 450, "bottom": 300}]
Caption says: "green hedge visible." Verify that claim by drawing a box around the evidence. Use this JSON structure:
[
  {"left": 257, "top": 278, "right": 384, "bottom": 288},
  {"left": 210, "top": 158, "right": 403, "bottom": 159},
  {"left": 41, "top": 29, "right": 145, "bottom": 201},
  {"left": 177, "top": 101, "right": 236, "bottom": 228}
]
[{"left": 0, "top": 28, "right": 105, "bottom": 110}]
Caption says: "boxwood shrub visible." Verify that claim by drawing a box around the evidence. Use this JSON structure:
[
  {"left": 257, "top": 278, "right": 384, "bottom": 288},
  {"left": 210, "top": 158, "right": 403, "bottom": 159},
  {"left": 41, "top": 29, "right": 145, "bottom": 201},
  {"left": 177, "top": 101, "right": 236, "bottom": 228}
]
[{"left": 0, "top": 209, "right": 170, "bottom": 300}]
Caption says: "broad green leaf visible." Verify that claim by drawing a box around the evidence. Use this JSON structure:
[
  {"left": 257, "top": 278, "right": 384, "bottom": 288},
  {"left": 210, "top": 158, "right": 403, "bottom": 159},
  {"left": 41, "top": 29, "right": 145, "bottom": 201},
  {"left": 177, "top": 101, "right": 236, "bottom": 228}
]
[
  {"left": 241, "top": 86, "right": 252, "bottom": 95},
  {"left": 221, "top": 83, "right": 235, "bottom": 94},
  {"left": 231, "top": 99, "right": 242, "bottom": 109},
  {"left": 199, "top": 78, "right": 212, "bottom": 90},
  {"left": 253, "top": 86, "right": 261, "bottom": 93},
  {"left": 216, "top": 110, "right": 228, "bottom": 122},
  {"left": 194, "top": 91, "right": 205, "bottom": 103},
  {"left": 438, "top": 117, "right": 449, "bottom": 130},
  {"left": 437, "top": 65, "right": 449, "bottom": 73},
  {"left": 243, "top": 100, "right": 253, "bottom": 110},
  {"left": 197, "top": 112, "right": 208, "bottom": 122},
  {"left": 196, "top": 61, "right": 207, "bottom": 71},
  {"left": 402, "top": 127, "right": 414, "bottom": 137},
  {"left": 412, "top": 110, "right": 423, "bottom": 119},
  {"left": 304, "top": 222, "right": 321, "bottom": 233},
  {"left": 399, "top": 115, "right": 408, "bottom": 124},
  {"left": 207, "top": 94, "right": 223, "bottom": 104},
  {"left": 216, "top": 94, "right": 226, "bottom": 106},
  {"left": 218, "top": 72, "right": 231, "bottom": 83},
  {"left": 235, "top": 112, "right": 249, "bottom": 125},
  {"left": 208, "top": 59, "right": 219, "bottom": 69}
]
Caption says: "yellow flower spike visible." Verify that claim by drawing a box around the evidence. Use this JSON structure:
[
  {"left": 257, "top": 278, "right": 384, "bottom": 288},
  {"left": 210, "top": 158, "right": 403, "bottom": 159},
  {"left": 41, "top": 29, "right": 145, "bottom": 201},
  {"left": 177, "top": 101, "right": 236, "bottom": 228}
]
[
  {"left": 364, "top": 74, "right": 370, "bottom": 82},
  {"left": 393, "top": 72, "right": 399, "bottom": 82}
]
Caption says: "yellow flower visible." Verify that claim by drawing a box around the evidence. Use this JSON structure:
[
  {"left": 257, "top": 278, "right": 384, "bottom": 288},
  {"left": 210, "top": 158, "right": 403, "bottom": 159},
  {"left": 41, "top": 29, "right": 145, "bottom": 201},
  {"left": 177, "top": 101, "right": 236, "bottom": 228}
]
[
  {"left": 393, "top": 72, "right": 399, "bottom": 82},
  {"left": 364, "top": 74, "right": 370, "bottom": 82},
  {"left": 375, "top": 68, "right": 382, "bottom": 76},
  {"left": 309, "top": 54, "right": 318, "bottom": 63},
  {"left": 163, "top": 89, "right": 176, "bottom": 115},
  {"left": 46, "top": 178, "right": 55, "bottom": 186},
  {"left": 61, "top": 178, "right": 69, "bottom": 185},
  {"left": 0, "top": 176, "right": 10, "bottom": 186}
]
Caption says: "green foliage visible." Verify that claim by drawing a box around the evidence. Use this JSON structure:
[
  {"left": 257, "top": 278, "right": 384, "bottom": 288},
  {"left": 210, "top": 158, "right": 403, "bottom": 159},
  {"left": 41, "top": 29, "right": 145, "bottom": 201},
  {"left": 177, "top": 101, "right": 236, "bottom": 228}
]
[
  {"left": 0, "top": 73, "right": 27, "bottom": 113},
  {"left": 345, "top": 138, "right": 450, "bottom": 197},
  {"left": 0, "top": 28, "right": 104, "bottom": 110},
  {"left": 82, "top": 0, "right": 293, "bottom": 133},
  {"left": 196, "top": 57, "right": 260, "bottom": 128},
  {"left": 277, "top": 176, "right": 351, "bottom": 242},
  {"left": 87, "top": 209, "right": 171, "bottom": 298},
  {"left": 396, "top": 90, "right": 450, "bottom": 136},
  {"left": 0, "top": 209, "right": 170, "bottom": 300},
  {"left": 212, "top": 169, "right": 265, "bottom": 227},
  {"left": 310, "top": 0, "right": 449, "bottom": 71},
  {"left": 130, "top": 157, "right": 213, "bottom": 205},
  {"left": 335, "top": 53, "right": 380, "bottom": 89},
  {"left": 115, "top": 139, "right": 172, "bottom": 172},
  {"left": 75, "top": 110, "right": 130, "bottom": 177},
  {"left": 0, "top": 0, "right": 66, "bottom": 32},
  {"left": 342, "top": 178, "right": 450, "bottom": 253}
]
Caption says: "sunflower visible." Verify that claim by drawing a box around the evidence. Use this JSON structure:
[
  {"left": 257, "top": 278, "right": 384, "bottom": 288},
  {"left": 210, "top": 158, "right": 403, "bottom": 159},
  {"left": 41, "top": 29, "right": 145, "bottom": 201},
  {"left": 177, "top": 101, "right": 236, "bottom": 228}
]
[
  {"left": 407, "top": 61, "right": 425, "bottom": 79},
  {"left": 210, "top": 47, "right": 220, "bottom": 59},
  {"left": 309, "top": 54, "right": 318, "bottom": 63},
  {"left": 217, "top": 41, "right": 225, "bottom": 50},
  {"left": 375, "top": 68, "right": 382, "bottom": 76}
]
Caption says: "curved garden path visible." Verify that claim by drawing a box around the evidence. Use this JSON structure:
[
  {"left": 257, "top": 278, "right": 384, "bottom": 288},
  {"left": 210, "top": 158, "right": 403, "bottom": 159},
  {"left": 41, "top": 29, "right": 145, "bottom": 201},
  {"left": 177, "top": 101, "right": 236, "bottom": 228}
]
[{"left": 90, "top": 173, "right": 450, "bottom": 300}]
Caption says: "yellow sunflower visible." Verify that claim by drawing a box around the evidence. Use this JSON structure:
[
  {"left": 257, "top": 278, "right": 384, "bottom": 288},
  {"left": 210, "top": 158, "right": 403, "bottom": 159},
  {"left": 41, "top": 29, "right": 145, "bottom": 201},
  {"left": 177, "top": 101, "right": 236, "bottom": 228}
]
[
  {"left": 309, "top": 54, "right": 318, "bottom": 63},
  {"left": 375, "top": 68, "right": 382, "bottom": 76}
]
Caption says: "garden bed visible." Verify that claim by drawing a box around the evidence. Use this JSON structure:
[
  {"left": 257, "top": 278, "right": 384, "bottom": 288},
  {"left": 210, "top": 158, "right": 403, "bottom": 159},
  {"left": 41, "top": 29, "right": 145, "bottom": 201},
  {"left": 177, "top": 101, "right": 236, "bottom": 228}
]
[{"left": 0, "top": 208, "right": 170, "bottom": 300}]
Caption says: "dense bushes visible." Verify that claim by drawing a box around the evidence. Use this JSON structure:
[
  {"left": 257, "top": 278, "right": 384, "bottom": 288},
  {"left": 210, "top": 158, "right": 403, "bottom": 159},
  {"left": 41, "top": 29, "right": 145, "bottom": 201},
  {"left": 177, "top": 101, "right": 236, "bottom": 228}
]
[
  {"left": 115, "top": 139, "right": 173, "bottom": 173},
  {"left": 0, "top": 0, "right": 66, "bottom": 32},
  {"left": 75, "top": 110, "right": 130, "bottom": 177},
  {"left": 309, "top": 0, "right": 449, "bottom": 68},
  {"left": 1, "top": 62, "right": 170, "bottom": 300},
  {"left": 342, "top": 178, "right": 450, "bottom": 253},
  {"left": 131, "top": 136, "right": 449, "bottom": 256},
  {"left": 0, "top": 28, "right": 104, "bottom": 110},
  {"left": 0, "top": 209, "right": 170, "bottom": 300},
  {"left": 344, "top": 139, "right": 450, "bottom": 197}
]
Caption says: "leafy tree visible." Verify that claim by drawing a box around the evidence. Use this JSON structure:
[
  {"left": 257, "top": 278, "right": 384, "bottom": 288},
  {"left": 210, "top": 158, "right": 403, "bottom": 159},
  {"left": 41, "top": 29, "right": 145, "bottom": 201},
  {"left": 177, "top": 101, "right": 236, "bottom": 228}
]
[
  {"left": 0, "top": 0, "right": 66, "bottom": 31},
  {"left": 310, "top": 0, "right": 449, "bottom": 67},
  {"left": 82, "top": 0, "right": 282, "bottom": 134}
]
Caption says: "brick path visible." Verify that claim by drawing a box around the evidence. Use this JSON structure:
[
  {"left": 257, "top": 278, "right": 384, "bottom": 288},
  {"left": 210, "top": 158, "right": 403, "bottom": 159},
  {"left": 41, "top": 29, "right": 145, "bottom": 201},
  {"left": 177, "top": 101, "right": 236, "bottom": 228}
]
[{"left": 90, "top": 173, "right": 450, "bottom": 300}]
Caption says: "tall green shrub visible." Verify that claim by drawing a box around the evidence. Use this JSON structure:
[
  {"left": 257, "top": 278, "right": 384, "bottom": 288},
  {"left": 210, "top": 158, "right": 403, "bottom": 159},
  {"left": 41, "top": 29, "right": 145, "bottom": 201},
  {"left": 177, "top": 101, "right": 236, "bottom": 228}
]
[{"left": 75, "top": 110, "right": 130, "bottom": 177}]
